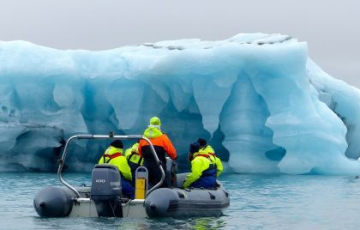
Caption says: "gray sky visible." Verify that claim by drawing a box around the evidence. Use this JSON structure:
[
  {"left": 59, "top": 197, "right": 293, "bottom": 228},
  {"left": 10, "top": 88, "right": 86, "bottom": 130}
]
[{"left": 0, "top": 0, "right": 359, "bottom": 88}]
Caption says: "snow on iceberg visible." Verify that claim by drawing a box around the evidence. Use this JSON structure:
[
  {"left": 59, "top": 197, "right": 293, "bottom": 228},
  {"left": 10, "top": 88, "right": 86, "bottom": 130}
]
[{"left": 1, "top": 33, "right": 360, "bottom": 174}]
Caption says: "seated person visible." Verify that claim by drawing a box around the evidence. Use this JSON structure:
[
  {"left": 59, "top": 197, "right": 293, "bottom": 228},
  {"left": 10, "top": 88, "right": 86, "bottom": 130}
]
[
  {"left": 197, "top": 138, "right": 224, "bottom": 177},
  {"left": 98, "top": 140, "right": 134, "bottom": 199},
  {"left": 183, "top": 142, "right": 217, "bottom": 189},
  {"left": 124, "top": 142, "right": 144, "bottom": 183}
]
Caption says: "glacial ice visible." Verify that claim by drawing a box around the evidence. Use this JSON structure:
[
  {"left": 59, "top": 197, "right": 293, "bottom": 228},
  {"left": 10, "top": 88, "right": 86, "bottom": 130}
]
[{"left": 1, "top": 33, "right": 360, "bottom": 174}]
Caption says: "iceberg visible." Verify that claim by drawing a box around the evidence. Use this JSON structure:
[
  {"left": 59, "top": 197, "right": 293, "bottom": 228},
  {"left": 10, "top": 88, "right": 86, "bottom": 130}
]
[{"left": 1, "top": 33, "right": 360, "bottom": 174}]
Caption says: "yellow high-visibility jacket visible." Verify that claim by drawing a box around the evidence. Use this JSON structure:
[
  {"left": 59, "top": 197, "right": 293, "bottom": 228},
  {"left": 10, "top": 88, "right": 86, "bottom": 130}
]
[
  {"left": 183, "top": 153, "right": 216, "bottom": 188},
  {"left": 98, "top": 146, "right": 132, "bottom": 181},
  {"left": 125, "top": 143, "right": 144, "bottom": 165},
  {"left": 199, "top": 145, "right": 223, "bottom": 177}
]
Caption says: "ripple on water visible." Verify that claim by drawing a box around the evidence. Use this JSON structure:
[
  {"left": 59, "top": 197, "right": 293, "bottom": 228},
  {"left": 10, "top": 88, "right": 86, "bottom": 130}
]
[{"left": 1, "top": 173, "right": 360, "bottom": 230}]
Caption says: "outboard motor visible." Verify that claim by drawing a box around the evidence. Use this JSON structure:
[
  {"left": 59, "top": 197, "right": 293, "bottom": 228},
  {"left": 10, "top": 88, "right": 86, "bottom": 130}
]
[{"left": 90, "top": 164, "right": 123, "bottom": 217}]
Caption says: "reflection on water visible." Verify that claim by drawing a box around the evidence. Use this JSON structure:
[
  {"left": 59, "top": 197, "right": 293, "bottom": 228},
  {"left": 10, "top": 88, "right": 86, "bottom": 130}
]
[
  {"left": 30, "top": 213, "right": 227, "bottom": 230},
  {"left": 1, "top": 173, "right": 360, "bottom": 229}
]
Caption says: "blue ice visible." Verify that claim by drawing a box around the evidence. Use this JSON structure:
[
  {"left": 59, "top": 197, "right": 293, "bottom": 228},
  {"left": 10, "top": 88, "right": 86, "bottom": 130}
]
[{"left": 1, "top": 33, "right": 360, "bottom": 174}]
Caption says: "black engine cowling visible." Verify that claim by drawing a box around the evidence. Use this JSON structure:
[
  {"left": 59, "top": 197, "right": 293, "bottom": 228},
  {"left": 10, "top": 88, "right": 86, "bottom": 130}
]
[{"left": 90, "top": 164, "right": 122, "bottom": 217}]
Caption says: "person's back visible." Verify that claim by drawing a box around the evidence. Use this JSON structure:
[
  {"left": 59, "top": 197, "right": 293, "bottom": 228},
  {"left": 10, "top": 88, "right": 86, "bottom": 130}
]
[
  {"left": 197, "top": 138, "right": 223, "bottom": 177},
  {"left": 98, "top": 140, "right": 134, "bottom": 199},
  {"left": 138, "top": 117, "right": 177, "bottom": 188},
  {"left": 124, "top": 142, "right": 144, "bottom": 183},
  {"left": 183, "top": 142, "right": 217, "bottom": 189}
]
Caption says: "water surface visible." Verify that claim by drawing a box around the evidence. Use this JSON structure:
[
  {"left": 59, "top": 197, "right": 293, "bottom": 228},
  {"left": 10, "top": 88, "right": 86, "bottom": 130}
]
[{"left": 1, "top": 173, "right": 359, "bottom": 230}]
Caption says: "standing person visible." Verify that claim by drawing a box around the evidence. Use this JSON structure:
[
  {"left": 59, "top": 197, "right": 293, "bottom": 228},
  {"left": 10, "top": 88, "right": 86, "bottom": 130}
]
[
  {"left": 98, "top": 140, "right": 134, "bottom": 199},
  {"left": 138, "top": 117, "right": 177, "bottom": 188},
  {"left": 197, "top": 138, "right": 223, "bottom": 177},
  {"left": 183, "top": 142, "right": 217, "bottom": 189},
  {"left": 124, "top": 142, "right": 144, "bottom": 183}
]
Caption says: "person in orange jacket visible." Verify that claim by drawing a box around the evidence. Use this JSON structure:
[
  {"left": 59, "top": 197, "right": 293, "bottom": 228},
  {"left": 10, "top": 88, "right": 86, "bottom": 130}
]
[{"left": 138, "top": 117, "right": 177, "bottom": 188}]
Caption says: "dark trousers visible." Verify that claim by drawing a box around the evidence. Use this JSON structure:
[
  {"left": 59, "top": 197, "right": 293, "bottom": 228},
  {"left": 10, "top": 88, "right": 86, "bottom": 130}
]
[
  {"left": 144, "top": 159, "right": 168, "bottom": 189},
  {"left": 121, "top": 178, "right": 134, "bottom": 199}
]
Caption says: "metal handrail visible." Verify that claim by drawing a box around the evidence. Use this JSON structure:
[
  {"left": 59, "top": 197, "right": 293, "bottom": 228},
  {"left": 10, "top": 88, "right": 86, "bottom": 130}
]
[{"left": 57, "top": 133, "right": 165, "bottom": 198}]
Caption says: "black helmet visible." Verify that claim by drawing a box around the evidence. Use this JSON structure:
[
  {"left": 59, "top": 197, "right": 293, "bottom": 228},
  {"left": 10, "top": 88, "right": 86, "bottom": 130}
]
[
  {"left": 197, "top": 138, "right": 207, "bottom": 147},
  {"left": 189, "top": 142, "right": 200, "bottom": 154},
  {"left": 110, "top": 140, "right": 123, "bottom": 148}
]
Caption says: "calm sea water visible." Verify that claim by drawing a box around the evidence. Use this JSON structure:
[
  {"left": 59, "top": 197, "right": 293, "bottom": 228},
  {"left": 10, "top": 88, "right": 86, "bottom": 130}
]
[{"left": 1, "top": 172, "right": 360, "bottom": 230}]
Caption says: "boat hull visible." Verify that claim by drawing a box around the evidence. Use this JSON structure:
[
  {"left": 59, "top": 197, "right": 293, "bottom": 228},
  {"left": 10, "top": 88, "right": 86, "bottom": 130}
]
[
  {"left": 144, "top": 186, "right": 230, "bottom": 218},
  {"left": 34, "top": 184, "right": 229, "bottom": 218}
]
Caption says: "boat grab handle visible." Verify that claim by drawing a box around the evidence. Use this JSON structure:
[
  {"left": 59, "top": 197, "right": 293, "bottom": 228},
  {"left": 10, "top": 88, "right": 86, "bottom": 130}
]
[{"left": 57, "top": 133, "right": 165, "bottom": 198}]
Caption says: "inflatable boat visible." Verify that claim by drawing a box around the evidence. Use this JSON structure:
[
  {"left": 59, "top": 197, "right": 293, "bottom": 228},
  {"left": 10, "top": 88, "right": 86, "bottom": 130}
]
[{"left": 33, "top": 134, "right": 230, "bottom": 218}]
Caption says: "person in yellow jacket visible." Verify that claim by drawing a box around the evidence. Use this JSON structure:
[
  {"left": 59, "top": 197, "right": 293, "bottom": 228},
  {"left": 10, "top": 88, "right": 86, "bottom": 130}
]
[
  {"left": 98, "top": 140, "right": 134, "bottom": 199},
  {"left": 197, "top": 138, "right": 223, "bottom": 177},
  {"left": 124, "top": 142, "right": 144, "bottom": 183},
  {"left": 183, "top": 142, "right": 217, "bottom": 189}
]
